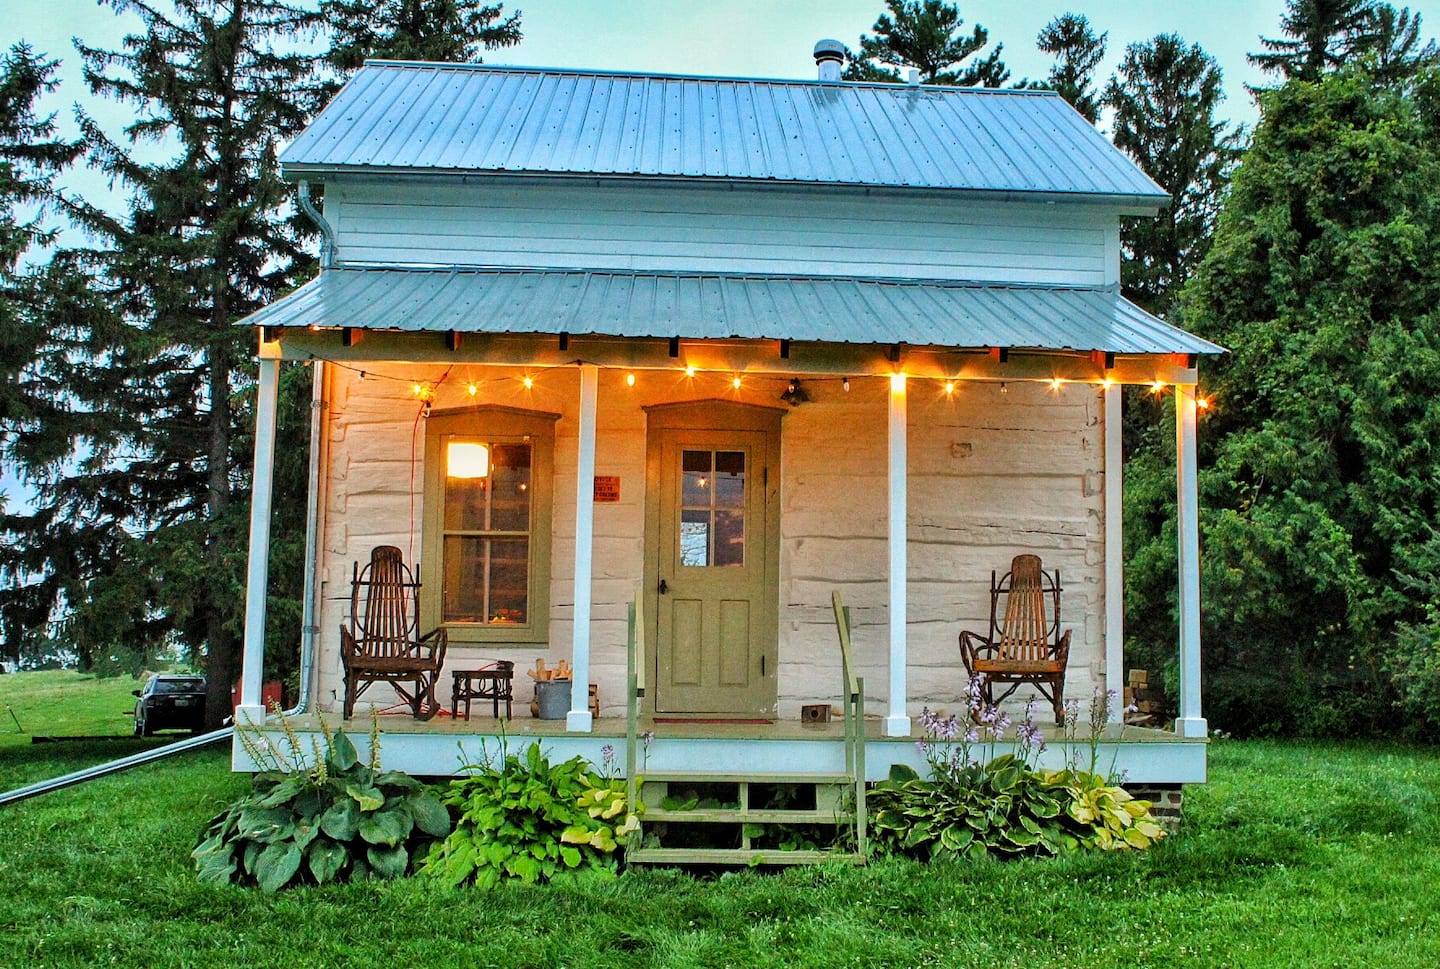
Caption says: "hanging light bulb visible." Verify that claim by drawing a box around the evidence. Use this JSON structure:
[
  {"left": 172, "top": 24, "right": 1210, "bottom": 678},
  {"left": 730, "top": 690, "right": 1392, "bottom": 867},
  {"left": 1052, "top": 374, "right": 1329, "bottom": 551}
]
[
  {"left": 842, "top": 377, "right": 850, "bottom": 393},
  {"left": 626, "top": 372, "right": 636, "bottom": 387},
  {"left": 468, "top": 383, "right": 478, "bottom": 396},
  {"left": 685, "top": 365, "right": 696, "bottom": 378},
  {"left": 732, "top": 375, "right": 742, "bottom": 390},
  {"left": 999, "top": 382, "right": 1008, "bottom": 394},
  {"left": 944, "top": 380, "right": 956, "bottom": 396},
  {"left": 1049, "top": 377, "right": 1064, "bottom": 391},
  {"left": 522, "top": 375, "right": 534, "bottom": 390},
  {"left": 1151, "top": 379, "right": 1166, "bottom": 394}
]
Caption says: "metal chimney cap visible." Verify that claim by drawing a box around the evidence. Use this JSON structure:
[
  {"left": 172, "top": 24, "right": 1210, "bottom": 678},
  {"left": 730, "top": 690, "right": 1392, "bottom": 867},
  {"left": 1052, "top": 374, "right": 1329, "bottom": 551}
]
[{"left": 813, "top": 39, "right": 845, "bottom": 63}]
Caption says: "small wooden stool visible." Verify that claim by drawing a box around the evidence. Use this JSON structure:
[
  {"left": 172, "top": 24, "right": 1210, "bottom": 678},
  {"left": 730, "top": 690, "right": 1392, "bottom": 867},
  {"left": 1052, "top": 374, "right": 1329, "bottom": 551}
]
[{"left": 451, "top": 662, "right": 515, "bottom": 720}]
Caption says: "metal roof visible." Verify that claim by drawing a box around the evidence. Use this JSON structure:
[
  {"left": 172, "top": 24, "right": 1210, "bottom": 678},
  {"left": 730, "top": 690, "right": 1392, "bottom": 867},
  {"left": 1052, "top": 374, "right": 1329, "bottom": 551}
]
[
  {"left": 282, "top": 62, "right": 1168, "bottom": 201},
  {"left": 244, "top": 268, "right": 1222, "bottom": 355}
]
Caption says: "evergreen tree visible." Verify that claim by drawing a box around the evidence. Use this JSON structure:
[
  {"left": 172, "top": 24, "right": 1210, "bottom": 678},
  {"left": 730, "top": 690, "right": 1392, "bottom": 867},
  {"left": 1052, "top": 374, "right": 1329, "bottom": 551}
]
[
  {"left": 1036, "top": 14, "right": 1106, "bottom": 124},
  {"left": 322, "top": 0, "right": 521, "bottom": 74},
  {"left": 0, "top": 44, "right": 82, "bottom": 663},
  {"left": 0, "top": 0, "right": 322, "bottom": 718},
  {"left": 1366, "top": 5, "right": 1439, "bottom": 84},
  {"left": 1128, "top": 65, "right": 1440, "bottom": 736},
  {"left": 1252, "top": 2, "right": 1436, "bottom": 85},
  {"left": 1103, "top": 35, "right": 1241, "bottom": 317},
  {"left": 843, "top": 0, "right": 1009, "bottom": 87}
]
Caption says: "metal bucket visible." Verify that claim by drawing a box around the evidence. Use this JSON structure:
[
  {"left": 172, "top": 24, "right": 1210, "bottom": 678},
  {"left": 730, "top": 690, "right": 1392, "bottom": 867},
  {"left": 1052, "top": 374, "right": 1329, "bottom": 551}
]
[{"left": 535, "top": 679, "right": 571, "bottom": 720}]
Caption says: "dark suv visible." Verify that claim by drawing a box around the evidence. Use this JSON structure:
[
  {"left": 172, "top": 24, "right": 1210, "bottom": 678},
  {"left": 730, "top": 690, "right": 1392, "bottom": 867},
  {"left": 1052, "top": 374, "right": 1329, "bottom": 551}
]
[{"left": 132, "top": 674, "right": 207, "bottom": 736}]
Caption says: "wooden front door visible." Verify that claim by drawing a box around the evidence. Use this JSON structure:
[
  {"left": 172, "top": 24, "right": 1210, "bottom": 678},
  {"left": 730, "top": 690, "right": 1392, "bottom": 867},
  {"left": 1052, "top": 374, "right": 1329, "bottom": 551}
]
[{"left": 646, "top": 403, "right": 781, "bottom": 717}]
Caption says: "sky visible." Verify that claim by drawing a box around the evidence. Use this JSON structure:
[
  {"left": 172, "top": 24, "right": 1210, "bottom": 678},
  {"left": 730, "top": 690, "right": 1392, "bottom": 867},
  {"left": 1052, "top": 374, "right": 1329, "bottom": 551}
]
[
  {"left": 4, "top": 0, "right": 1440, "bottom": 510},
  {"left": 12, "top": 0, "right": 1440, "bottom": 145}
]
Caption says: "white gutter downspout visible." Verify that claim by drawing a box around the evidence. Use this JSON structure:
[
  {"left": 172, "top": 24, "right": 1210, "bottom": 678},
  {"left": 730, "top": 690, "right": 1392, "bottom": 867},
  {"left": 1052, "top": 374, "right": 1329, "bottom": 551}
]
[
  {"left": 292, "top": 360, "right": 328, "bottom": 716},
  {"left": 885, "top": 373, "right": 911, "bottom": 737},
  {"left": 297, "top": 180, "right": 336, "bottom": 269}
]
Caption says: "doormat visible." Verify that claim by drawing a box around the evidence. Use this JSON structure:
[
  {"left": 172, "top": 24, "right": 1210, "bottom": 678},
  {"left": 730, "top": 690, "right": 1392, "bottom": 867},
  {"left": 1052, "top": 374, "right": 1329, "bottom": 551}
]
[{"left": 653, "top": 718, "right": 775, "bottom": 725}]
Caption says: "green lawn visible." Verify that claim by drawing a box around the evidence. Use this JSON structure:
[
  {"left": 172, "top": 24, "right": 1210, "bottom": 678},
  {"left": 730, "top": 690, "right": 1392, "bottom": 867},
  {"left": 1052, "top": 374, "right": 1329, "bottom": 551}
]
[{"left": 1, "top": 672, "right": 1438, "bottom": 967}]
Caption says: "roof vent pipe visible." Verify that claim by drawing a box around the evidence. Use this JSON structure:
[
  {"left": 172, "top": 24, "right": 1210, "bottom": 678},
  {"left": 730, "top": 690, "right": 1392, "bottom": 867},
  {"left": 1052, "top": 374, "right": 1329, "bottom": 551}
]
[{"left": 814, "top": 39, "right": 845, "bottom": 81}]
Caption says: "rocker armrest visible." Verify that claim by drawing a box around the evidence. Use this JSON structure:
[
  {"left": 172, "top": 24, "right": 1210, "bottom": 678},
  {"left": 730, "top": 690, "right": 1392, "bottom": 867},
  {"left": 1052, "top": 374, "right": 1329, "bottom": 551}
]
[
  {"left": 957, "top": 629, "right": 997, "bottom": 668},
  {"left": 418, "top": 627, "right": 448, "bottom": 667}
]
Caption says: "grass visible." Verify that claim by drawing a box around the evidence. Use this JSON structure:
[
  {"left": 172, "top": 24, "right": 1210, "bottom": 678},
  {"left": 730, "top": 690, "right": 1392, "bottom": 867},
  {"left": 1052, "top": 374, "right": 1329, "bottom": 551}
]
[{"left": 2, "top": 672, "right": 1439, "bottom": 967}]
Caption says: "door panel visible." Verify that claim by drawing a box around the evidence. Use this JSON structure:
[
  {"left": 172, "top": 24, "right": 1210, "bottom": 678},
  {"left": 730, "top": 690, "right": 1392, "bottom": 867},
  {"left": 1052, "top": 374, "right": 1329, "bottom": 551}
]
[{"left": 653, "top": 427, "right": 776, "bottom": 716}]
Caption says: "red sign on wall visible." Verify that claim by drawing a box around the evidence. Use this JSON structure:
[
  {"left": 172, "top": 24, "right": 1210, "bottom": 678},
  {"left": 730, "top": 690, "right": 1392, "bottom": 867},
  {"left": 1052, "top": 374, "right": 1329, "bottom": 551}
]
[{"left": 594, "top": 476, "right": 621, "bottom": 502}]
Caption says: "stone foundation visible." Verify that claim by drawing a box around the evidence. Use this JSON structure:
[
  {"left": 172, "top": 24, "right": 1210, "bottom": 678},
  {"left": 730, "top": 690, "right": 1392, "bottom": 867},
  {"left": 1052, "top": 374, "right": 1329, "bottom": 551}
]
[{"left": 1125, "top": 782, "right": 1184, "bottom": 828}]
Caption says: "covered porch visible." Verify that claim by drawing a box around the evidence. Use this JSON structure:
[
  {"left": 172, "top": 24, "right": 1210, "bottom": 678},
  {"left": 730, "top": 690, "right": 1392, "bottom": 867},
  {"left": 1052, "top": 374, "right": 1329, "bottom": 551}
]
[{"left": 234, "top": 268, "right": 1217, "bottom": 780}]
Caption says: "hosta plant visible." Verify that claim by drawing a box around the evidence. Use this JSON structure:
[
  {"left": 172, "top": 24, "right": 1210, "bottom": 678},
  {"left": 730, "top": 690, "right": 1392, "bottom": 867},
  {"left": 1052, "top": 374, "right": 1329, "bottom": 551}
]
[
  {"left": 422, "top": 741, "right": 640, "bottom": 888},
  {"left": 869, "top": 696, "right": 1079, "bottom": 860},
  {"left": 1043, "top": 768, "right": 1166, "bottom": 850},
  {"left": 192, "top": 715, "right": 450, "bottom": 892}
]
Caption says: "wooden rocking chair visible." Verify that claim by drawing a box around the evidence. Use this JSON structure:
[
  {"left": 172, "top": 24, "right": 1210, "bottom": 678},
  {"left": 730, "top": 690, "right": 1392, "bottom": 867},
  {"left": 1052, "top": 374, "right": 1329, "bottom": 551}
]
[
  {"left": 958, "top": 554, "right": 1071, "bottom": 725},
  {"left": 340, "top": 545, "right": 448, "bottom": 720}
]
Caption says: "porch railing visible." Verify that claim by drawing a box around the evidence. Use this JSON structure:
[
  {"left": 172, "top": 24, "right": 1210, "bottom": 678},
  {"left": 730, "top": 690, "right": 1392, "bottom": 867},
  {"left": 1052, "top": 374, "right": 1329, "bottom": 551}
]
[
  {"left": 625, "top": 588, "right": 644, "bottom": 830},
  {"left": 831, "top": 591, "right": 868, "bottom": 859}
]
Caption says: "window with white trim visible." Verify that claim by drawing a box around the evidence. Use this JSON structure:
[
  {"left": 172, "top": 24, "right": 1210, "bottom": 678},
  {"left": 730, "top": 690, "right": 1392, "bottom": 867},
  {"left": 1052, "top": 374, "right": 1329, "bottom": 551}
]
[{"left": 422, "top": 406, "right": 557, "bottom": 645}]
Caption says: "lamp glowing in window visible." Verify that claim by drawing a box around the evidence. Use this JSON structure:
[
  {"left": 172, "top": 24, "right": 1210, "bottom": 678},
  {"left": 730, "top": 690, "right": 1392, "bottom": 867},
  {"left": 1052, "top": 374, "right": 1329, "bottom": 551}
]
[{"left": 447, "top": 442, "right": 490, "bottom": 479}]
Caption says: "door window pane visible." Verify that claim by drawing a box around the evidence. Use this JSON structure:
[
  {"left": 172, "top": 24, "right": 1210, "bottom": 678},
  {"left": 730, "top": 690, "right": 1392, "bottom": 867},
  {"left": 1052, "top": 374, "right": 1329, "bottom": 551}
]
[
  {"left": 714, "top": 451, "right": 745, "bottom": 507},
  {"left": 680, "top": 510, "right": 710, "bottom": 567},
  {"left": 678, "top": 448, "right": 745, "bottom": 567},
  {"left": 713, "top": 509, "right": 745, "bottom": 567}
]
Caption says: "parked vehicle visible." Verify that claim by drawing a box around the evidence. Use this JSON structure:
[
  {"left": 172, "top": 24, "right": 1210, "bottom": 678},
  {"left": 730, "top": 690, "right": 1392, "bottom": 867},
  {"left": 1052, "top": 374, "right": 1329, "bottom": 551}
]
[{"left": 132, "top": 674, "right": 206, "bottom": 736}]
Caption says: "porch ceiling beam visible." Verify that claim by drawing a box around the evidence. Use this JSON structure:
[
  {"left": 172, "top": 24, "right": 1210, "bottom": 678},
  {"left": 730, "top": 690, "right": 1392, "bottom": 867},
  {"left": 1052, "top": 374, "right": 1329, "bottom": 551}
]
[{"left": 266, "top": 330, "right": 1199, "bottom": 386}]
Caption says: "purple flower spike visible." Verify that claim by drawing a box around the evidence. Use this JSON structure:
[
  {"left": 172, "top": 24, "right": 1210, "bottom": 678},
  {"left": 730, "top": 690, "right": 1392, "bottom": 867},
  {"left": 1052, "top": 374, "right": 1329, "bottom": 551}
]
[{"left": 600, "top": 743, "right": 615, "bottom": 763}]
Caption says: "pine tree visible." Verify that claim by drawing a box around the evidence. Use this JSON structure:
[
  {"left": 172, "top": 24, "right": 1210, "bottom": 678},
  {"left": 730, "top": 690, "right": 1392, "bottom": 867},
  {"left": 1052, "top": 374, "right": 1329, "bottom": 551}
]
[
  {"left": 843, "top": 0, "right": 1009, "bottom": 87},
  {"left": 1366, "top": 5, "right": 1439, "bottom": 84},
  {"left": 1251, "top": 0, "right": 1382, "bottom": 81},
  {"left": 0, "top": 0, "right": 322, "bottom": 716},
  {"left": 1103, "top": 35, "right": 1242, "bottom": 317},
  {"left": 1142, "top": 64, "right": 1440, "bottom": 736},
  {"left": 1036, "top": 14, "right": 1107, "bottom": 124},
  {"left": 322, "top": 0, "right": 521, "bottom": 74},
  {"left": 0, "top": 44, "right": 83, "bottom": 662}
]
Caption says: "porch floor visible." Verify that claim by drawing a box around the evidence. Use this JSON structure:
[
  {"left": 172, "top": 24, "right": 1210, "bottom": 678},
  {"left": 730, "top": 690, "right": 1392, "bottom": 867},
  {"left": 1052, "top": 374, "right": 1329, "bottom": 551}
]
[{"left": 302, "top": 709, "right": 1187, "bottom": 745}]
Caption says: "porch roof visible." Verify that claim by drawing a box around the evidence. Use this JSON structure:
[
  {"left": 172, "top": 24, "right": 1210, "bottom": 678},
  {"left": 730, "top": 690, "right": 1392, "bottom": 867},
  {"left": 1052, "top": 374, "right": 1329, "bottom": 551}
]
[{"left": 245, "top": 267, "right": 1222, "bottom": 356}]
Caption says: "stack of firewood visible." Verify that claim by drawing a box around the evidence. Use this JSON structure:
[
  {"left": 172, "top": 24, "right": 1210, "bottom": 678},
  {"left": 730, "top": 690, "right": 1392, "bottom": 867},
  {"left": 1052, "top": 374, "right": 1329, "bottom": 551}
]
[
  {"left": 527, "top": 658, "right": 572, "bottom": 682},
  {"left": 1123, "top": 669, "right": 1166, "bottom": 727}
]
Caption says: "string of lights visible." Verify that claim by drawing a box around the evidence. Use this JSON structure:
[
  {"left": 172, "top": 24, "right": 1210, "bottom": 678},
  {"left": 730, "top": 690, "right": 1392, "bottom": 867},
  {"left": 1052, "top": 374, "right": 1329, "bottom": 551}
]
[{"left": 288, "top": 352, "right": 1213, "bottom": 411}]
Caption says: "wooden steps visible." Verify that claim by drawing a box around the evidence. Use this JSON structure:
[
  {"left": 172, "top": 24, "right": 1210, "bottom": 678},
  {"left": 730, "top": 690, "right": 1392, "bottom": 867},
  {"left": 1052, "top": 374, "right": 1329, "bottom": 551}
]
[{"left": 626, "top": 771, "right": 863, "bottom": 867}]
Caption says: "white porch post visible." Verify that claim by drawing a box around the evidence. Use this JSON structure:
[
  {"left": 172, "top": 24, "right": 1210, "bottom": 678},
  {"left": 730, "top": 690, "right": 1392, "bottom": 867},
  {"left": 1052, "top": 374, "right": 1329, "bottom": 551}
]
[
  {"left": 1104, "top": 383, "right": 1125, "bottom": 723},
  {"left": 238, "top": 355, "right": 280, "bottom": 727},
  {"left": 568, "top": 364, "right": 598, "bottom": 732},
  {"left": 885, "top": 373, "right": 911, "bottom": 737},
  {"left": 1174, "top": 384, "right": 1207, "bottom": 737}
]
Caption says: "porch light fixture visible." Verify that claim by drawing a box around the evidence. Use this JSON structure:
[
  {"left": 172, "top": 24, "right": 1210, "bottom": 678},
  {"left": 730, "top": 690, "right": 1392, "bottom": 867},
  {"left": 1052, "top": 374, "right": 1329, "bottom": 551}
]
[
  {"left": 447, "top": 442, "right": 490, "bottom": 479},
  {"left": 780, "top": 378, "right": 808, "bottom": 406}
]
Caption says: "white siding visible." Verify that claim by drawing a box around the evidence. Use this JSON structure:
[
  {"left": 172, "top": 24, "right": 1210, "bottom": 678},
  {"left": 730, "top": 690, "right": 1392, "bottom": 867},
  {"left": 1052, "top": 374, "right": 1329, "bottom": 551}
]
[
  {"left": 325, "top": 182, "right": 1113, "bottom": 286},
  {"left": 317, "top": 366, "right": 1105, "bottom": 721}
]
